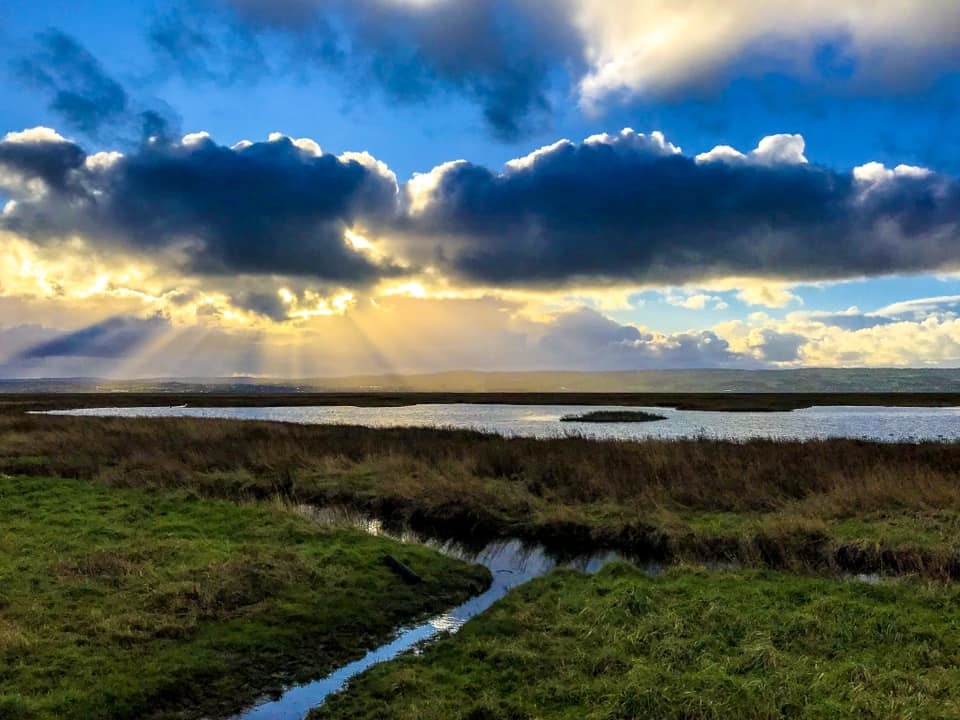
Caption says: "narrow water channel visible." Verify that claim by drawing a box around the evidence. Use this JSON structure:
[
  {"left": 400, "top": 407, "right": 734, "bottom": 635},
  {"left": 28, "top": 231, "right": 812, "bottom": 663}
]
[{"left": 231, "top": 512, "right": 633, "bottom": 720}]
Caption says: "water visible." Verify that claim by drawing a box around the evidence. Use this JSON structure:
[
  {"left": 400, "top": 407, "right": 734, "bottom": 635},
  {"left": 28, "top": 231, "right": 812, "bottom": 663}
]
[
  {"left": 44, "top": 403, "right": 960, "bottom": 442},
  {"left": 232, "top": 513, "right": 628, "bottom": 720}
]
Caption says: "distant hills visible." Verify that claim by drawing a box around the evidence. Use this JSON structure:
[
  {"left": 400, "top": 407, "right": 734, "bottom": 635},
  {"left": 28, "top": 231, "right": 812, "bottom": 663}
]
[{"left": 6, "top": 368, "right": 960, "bottom": 393}]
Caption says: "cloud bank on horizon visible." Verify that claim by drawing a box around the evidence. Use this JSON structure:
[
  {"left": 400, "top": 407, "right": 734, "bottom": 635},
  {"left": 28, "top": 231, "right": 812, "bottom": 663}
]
[{"left": 2, "top": 0, "right": 960, "bottom": 376}]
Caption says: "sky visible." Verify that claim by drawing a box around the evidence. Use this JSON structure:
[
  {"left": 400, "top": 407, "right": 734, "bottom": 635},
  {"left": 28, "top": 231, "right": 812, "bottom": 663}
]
[{"left": 2, "top": 0, "right": 960, "bottom": 377}]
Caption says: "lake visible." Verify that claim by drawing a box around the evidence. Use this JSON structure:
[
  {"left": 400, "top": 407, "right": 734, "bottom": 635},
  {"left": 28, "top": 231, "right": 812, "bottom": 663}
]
[{"left": 43, "top": 403, "right": 960, "bottom": 442}]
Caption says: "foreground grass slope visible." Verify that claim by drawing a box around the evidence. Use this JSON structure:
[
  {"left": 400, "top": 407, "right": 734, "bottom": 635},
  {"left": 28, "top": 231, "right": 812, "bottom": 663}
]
[
  {"left": 0, "top": 476, "right": 489, "bottom": 720},
  {"left": 6, "top": 401, "right": 960, "bottom": 577},
  {"left": 313, "top": 564, "right": 960, "bottom": 720}
]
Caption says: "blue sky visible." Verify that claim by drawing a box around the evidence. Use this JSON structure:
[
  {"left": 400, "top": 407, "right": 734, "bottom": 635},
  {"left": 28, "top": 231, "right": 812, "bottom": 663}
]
[{"left": 1, "top": 0, "right": 960, "bottom": 376}]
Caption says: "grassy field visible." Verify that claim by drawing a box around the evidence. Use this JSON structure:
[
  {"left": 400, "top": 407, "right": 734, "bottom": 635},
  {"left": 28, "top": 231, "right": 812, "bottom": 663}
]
[
  {"left": 6, "top": 394, "right": 960, "bottom": 718},
  {"left": 0, "top": 475, "right": 489, "bottom": 720},
  {"left": 5, "top": 396, "right": 960, "bottom": 577},
  {"left": 312, "top": 564, "right": 960, "bottom": 720}
]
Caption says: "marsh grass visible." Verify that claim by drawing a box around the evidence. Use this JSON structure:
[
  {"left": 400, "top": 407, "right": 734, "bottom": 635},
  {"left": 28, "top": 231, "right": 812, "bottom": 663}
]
[
  {"left": 0, "top": 475, "right": 489, "bottom": 720},
  {"left": 310, "top": 563, "right": 960, "bottom": 719},
  {"left": 4, "top": 397, "right": 960, "bottom": 576}
]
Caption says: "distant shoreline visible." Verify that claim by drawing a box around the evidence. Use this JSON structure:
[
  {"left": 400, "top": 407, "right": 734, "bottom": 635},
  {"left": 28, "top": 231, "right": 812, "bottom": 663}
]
[{"left": 7, "top": 391, "right": 960, "bottom": 413}]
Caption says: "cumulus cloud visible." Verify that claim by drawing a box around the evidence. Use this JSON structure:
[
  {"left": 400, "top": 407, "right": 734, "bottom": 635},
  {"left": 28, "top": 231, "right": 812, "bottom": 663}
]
[
  {"left": 0, "top": 127, "right": 85, "bottom": 194},
  {"left": 696, "top": 134, "right": 807, "bottom": 166},
  {"left": 666, "top": 293, "right": 727, "bottom": 311},
  {"left": 402, "top": 128, "right": 960, "bottom": 287},
  {"left": 538, "top": 307, "right": 745, "bottom": 369},
  {"left": 573, "top": 0, "right": 960, "bottom": 108},
  {"left": 734, "top": 283, "right": 802, "bottom": 308},
  {"left": 4, "top": 125, "right": 960, "bottom": 295},
  {"left": 717, "top": 295, "right": 960, "bottom": 367},
  {"left": 0, "top": 129, "right": 404, "bottom": 283}
]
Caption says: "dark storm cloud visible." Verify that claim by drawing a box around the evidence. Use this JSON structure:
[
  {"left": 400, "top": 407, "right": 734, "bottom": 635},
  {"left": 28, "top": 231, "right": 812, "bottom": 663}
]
[
  {"left": 13, "top": 30, "right": 129, "bottom": 136},
  {"left": 154, "top": 0, "right": 576, "bottom": 141},
  {"left": 5, "top": 126, "right": 960, "bottom": 290},
  {"left": 0, "top": 132, "right": 403, "bottom": 283},
  {"left": 16, "top": 316, "right": 165, "bottom": 359},
  {"left": 403, "top": 132, "right": 960, "bottom": 286},
  {"left": 333, "top": 0, "right": 573, "bottom": 140}
]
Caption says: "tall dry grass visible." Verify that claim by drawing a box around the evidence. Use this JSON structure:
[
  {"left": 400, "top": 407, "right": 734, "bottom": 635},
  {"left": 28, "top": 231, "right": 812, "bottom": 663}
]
[{"left": 4, "top": 410, "right": 960, "bottom": 517}]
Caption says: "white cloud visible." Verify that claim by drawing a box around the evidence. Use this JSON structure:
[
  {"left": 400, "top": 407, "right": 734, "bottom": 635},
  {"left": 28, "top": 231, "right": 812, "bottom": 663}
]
[
  {"left": 695, "top": 144, "right": 746, "bottom": 165},
  {"left": 713, "top": 296, "right": 960, "bottom": 367},
  {"left": 265, "top": 132, "right": 323, "bottom": 156},
  {"left": 874, "top": 295, "right": 960, "bottom": 319},
  {"left": 697, "top": 134, "right": 806, "bottom": 166},
  {"left": 181, "top": 131, "right": 212, "bottom": 147},
  {"left": 505, "top": 139, "right": 572, "bottom": 172},
  {"left": 583, "top": 128, "right": 682, "bottom": 155},
  {"left": 749, "top": 134, "right": 807, "bottom": 166},
  {"left": 2, "top": 127, "right": 69, "bottom": 144},
  {"left": 736, "top": 284, "right": 801, "bottom": 308},
  {"left": 573, "top": 0, "right": 960, "bottom": 109},
  {"left": 84, "top": 151, "right": 124, "bottom": 172},
  {"left": 667, "top": 293, "right": 725, "bottom": 311}
]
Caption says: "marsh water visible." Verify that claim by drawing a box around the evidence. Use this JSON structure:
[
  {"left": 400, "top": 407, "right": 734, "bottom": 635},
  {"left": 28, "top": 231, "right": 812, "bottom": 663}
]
[
  {"left": 47, "top": 403, "right": 960, "bottom": 442},
  {"left": 231, "top": 513, "right": 629, "bottom": 720}
]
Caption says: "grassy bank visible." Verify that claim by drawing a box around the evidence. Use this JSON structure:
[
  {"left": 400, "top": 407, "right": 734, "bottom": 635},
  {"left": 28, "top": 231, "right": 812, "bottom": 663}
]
[
  {"left": 0, "top": 475, "right": 489, "bottom": 720},
  {"left": 312, "top": 564, "right": 960, "bottom": 720},
  {"left": 5, "top": 401, "right": 960, "bottom": 578}
]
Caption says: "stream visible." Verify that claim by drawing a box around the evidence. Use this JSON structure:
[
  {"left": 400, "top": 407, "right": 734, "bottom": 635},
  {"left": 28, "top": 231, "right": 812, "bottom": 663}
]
[{"left": 231, "top": 511, "right": 634, "bottom": 720}]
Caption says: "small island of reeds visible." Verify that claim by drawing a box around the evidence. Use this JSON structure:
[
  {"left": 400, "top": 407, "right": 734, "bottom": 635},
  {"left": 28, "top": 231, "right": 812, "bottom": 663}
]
[{"left": 560, "top": 409, "right": 667, "bottom": 423}]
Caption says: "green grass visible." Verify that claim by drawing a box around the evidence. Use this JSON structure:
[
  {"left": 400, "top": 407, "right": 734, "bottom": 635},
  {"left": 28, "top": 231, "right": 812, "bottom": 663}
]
[
  {"left": 0, "top": 476, "right": 489, "bottom": 720},
  {"left": 313, "top": 564, "right": 960, "bottom": 720}
]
